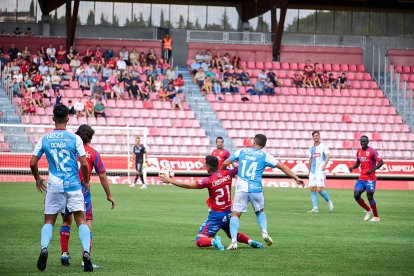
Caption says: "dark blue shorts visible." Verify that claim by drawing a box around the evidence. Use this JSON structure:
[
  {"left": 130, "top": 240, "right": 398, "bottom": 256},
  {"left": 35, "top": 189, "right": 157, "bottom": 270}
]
[
  {"left": 197, "top": 210, "right": 231, "bottom": 238},
  {"left": 354, "top": 180, "right": 376, "bottom": 193}
]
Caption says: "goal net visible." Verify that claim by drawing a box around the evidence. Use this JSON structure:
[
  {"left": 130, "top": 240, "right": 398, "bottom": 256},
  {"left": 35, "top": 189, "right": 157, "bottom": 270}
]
[{"left": 0, "top": 123, "right": 148, "bottom": 185}]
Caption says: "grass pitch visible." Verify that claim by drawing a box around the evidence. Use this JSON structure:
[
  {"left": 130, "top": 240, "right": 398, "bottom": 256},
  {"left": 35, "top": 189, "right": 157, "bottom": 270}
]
[{"left": 0, "top": 182, "right": 413, "bottom": 275}]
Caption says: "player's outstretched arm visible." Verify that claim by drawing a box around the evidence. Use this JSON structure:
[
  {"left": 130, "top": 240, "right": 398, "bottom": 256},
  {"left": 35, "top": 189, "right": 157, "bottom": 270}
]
[
  {"left": 276, "top": 163, "right": 304, "bottom": 186},
  {"left": 221, "top": 158, "right": 232, "bottom": 170},
  {"left": 98, "top": 173, "right": 115, "bottom": 209},
  {"left": 30, "top": 155, "right": 46, "bottom": 192},
  {"left": 348, "top": 160, "right": 360, "bottom": 172},
  {"left": 79, "top": 156, "right": 90, "bottom": 188},
  {"left": 159, "top": 175, "right": 197, "bottom": 189}
]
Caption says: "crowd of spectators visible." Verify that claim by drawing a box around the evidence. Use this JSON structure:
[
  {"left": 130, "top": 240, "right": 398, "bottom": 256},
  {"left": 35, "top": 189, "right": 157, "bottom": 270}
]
[{"left": 2, "top": 42, "right": 186, "bottom": 117}]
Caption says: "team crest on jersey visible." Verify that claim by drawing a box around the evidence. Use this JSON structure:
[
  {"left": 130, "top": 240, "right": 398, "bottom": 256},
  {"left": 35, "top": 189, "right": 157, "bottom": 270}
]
[
  {"left": 63, "top": 181, "right": 70, "bottom": 188},
  {"left": 366, "top": 152, "right": 369, "bottom": 156}
]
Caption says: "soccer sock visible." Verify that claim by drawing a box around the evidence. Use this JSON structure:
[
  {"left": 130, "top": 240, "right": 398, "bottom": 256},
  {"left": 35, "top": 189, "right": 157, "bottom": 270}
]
[
  {"left": 90, "top": 232, "right": 93, "bottom": 254},
  {"left": 236, "top": 232, "right": 250, "bottom": 245},
  {"left": 256, "top": 211, "right": 267, "bottom": 232},
  {"left": 140, "top": 174, "right": 145, "bottom": 184},
  {"left": 195, "top": 237, "right": 213, "bottom": 247},
  {"left": 357, "top": 198, "right": 371, "bottom": 211},
  {"left": 78, "top": 224, "right": 91, "bottom": 253},
  {"left": 318, "top": 190, "right": 331, "bottom": 202},
  {"left": 229, "top": 217, "right": 240, "bottom": 242},
  {"left": 311, "top": 191, "right": 318, "bottom": 209},
  {"left": 60, "top": 226, "right": 71, "bottom": 253},
  {"left": 369, "top": 199, "right": 378, "bottom": 217},
  {"left": 41, "top": 223, "right": 53, "bottom": 249}
]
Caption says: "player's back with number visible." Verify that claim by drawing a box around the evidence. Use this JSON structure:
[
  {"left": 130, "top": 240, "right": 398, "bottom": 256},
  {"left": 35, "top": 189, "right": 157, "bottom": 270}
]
[
  {"left": 196, "top": 168, "right": 238, "bottom": 212},
  {"left": 232, "top": 148, "right": 277, "bottom": 193},
  {"left": 34, "top": 129, "right": 84, "bottom": 192}
]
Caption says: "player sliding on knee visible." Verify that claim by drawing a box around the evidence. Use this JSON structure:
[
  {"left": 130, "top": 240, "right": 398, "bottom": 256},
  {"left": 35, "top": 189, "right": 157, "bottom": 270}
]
[{"left": 159, "top": 155, "right": 263, "bottom": 251}]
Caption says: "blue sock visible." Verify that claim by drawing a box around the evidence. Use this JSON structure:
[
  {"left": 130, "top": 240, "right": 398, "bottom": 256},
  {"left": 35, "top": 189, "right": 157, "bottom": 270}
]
[
  {"left": 256, "top": 211, "right": 267, "bottom": 232},
  {"left": 319, "top": 190, "right": 330, "bottom": 202},
  {"left": 229, "top": 217, "right": 240, "bottom": 240},
  {"left": 41, "top": 224, "right": 53, "bottom": 249},
  {"left": 311, "top": 191, "right": 318, "bottom": 209},
  {"left": 78, "top": 224, "right": 91, "bottom": 253}
]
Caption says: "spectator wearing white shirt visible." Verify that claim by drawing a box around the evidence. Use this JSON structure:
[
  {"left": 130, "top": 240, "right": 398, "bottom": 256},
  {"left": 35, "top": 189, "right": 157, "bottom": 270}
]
[
  {"left": 74, "top": 97, "right": 85, "bottom": 117},
  {"left": 116, "top": 59, "right": 127, "bottom": 73},
  {"left": 46, "top": 43, "right": 56, "bottom": 62}
]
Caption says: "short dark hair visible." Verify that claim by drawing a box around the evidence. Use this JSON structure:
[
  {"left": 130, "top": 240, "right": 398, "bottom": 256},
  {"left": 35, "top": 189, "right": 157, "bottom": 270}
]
[
  {"left": 254, "top": 134, "right": 267, "bottom": 148},
  {"left": 205, "top": 155, "right": 219, "bottom": 171},
  {"left": 312, "top": 131, "right": 320, "bottom": 136},
  {"left": 53, "top": 104, "right": 69, "bottom": 123},
  {"left": 216, "top": 136, "right": 224, "bottom": 142},
  {"left": 360, "top": 135, "right": 369, "bottom": 141},
  {"left": 75, "top": 124, "right": 95, "bottom": 144}
]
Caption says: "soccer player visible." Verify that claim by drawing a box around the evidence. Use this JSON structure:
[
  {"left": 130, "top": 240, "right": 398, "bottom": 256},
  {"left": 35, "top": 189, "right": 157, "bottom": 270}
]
[
  {"left": 211, "top": 136, "right": 230, "bottom": 169},
  {"left": 348, "top": 135, "right": 384, "bottom": 222},
  {"left": 30, "top": 105, "right": 93, "bottom": 272},
  {"left": 129, "top": 137, "right": 148, "bottom": 189},
  {"left": 221, "top": 134, "right": 304, "bottom": 250},
  {"left": 307, "top": 131, "right": 334, "bottom": 213},
  {"left": 60, "top": 124, "right": 115, "bottom": 268},
  {"left": 159, "top": 155, "right": 264, "bottom": 251}
]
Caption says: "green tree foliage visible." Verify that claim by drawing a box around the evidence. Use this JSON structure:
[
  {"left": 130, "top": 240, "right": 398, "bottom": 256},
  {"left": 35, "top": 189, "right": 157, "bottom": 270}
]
[
  {"left": 86, "top": 10, "right": 95, "bottom": 25},
  {"left": 178, "top": 15, "right": 186, "bottom": 29},
  {"left": 100, "top": 13, "right": 111, "bottom": 26},
  {"left": 29, "top": 0, "right": 35, "bottom": 17}
]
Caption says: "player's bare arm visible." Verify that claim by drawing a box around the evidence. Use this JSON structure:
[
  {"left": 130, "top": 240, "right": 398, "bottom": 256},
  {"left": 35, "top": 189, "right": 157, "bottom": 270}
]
[
  {"left": 79, "top": 156, "right": 90, "bottom": 188},
  {"left": 366, "top": 160, "right": 384, "bottom": 175},
  {"left": 98, "top": 173, "right": 115, "bottom": 209},
  {"left": 221, "top": 158, "right": 232, "bottom": 170},
  {"left": 159, "top": 175, "right": 197, "bottom": 189},
  {"left": 348, "top": 159, "right": 360, "bottom": 172},
  {"left": 30, "top": 155, "right": 46, "bottom": 192},
  {"left": 322, "top": 153, "right": 330, "bottom": 171},
  {"left": 276, "top": 163, "right": 304, "bottom": 186}
]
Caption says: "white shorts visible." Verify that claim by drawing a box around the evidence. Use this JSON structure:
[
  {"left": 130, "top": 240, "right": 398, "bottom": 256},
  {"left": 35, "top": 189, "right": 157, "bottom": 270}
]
[
  {"left": 232, "top": 192, "right": 265, "bottom": 213},
  {"left": 309, "top": 173, "right": 326, "bottom": 187},
  {"left": 44, "top": 190, "right": 85, "bottom": 214}
]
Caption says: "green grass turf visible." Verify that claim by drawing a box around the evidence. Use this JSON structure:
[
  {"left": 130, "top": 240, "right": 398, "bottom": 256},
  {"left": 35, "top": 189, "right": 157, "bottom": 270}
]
[{"left": 0, "top": 182, "right": 413, "bottom": 275}]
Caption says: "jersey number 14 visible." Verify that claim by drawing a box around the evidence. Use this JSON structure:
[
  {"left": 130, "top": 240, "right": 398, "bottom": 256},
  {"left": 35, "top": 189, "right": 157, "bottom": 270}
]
[{"left": 240, "top": 160, "right": 257, "bottom": 180}]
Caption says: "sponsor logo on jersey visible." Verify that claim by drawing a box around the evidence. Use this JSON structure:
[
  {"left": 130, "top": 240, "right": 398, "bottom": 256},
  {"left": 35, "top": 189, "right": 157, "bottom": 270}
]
[{"left": 312, "top": 153, "right": 321, "bottom": 158}]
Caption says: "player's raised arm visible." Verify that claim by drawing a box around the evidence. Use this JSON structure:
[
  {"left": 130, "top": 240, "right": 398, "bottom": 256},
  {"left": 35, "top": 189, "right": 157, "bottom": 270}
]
[
  {"left": 98, "top": 173, "right": 115, "bottom": 209},
  {"left": 159, "top": 175, "right": 197, "bottom": 189},
  {"left": 276, "top": 163, "right": 304, "bottom": 186}
]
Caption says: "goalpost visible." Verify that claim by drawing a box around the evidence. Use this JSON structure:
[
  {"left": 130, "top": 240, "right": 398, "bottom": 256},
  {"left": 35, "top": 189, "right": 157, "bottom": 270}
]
[{"left": 0, "top": 123, "right": 148, "bottom": 185}]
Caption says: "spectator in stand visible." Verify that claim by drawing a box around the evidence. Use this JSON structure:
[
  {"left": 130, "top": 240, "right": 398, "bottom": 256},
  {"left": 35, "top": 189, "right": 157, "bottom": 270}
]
[
  {"left": 247, "top": 78, "right": 265, "bottom": 95},
  {"left": 78, "top": 71, "right": 90, "bottom": 92},
  {"left": 146, "top": 64, "right": 157, "bottom": 79},
  {"left": 124, "top": 73, "right": 133, "bottom": 93},
  {"left": 111, "top": 81, "right": 123, "bottom": 100},
  {"left": 51, "top": 71, "right": 63, "bottom": 92},
  {"left": 104, "top": 48, "right": 114, "bottom": 60},
  {"left": 85, "top": 96, "right": 94, "bottom": 117},
  {"left": 223, "top": 53, "right": 233, "bottom": 69},
  {"left": 138, "top": 52, "right": 147, "bottom": 67},
  {"left": 173, "top": 74, "right": 185, "bottom": 93},
  {"left": 230, "top": 77, "right": 239, "bottom": 94},
  {"left": 66, "top": 45, "right": 78, "bottom": 63},
  {"left": 38, "top": 45, "right": 47, "bottom": 62},
  {"left": 264, "top": 77, "right": 275, "bottom": 96},
  {"left": 191, "top": 51, "right": 206, "bottom": 74},
  {"left": 320, "top": 71, "right": 330, "bottom": 90},
  {"left": 88, "top": 71, "right": 99, "bottom": 95},
  {"left": 238, "top": 69, "right": 251, "bottom": 87},
  {"left": 164, "top": 66, "right": 175, "bottom": 87},
  {"left": 53, "top": 88, "right": 62, "bottom": 106},
  {"left": 83, "top": 46, "right": 93, "bottom": 64},
  {"left": 147, "top": 48, "right": 157, "bottom": 67},
  {"left": 146, "top": 75, "right": 156, "bottom": 92},
  {"left": 158, "top": 86, "right": 168, "bottom": 101},
  {"left": 154, "top": 75, "right": 163, "bottom": 93},
  {"left": 140, "top": 83, "right": 150, "bottom": 100},
  {"left": 0, "top": 52, "right": 7, "bottom": 70},
  {"left": 172, "top": 95, "right": 183, "bottom": 110},
  {"left": 204, "top": 50, "right": 213, "bottom": 67},
  {"left": 328, "top": 73, "right": 337, "bottom": 91},
  {"left": 232, "top": 53, "right": 241, "bottom": 70},
  {"left": 194, "top": 68, "right": 206, "bottom": 88},
  {"left": 162, "top": 33, "right": 173, "bottom": 63},
  {"left": 314, "top": 63, "right": 323, "bottom": 88},
  {"left": 74, "top": 98, "right": 85, "bottom": 117},
  {"left": 13, "top": 27, "right": 22, "bottom": 36},
  {"left": 94, "top": 46, "right": 102, "bottom": 60},
  {"left": 130, "top": 49, "right": 139, "bottom": 66},
  {"left": 213, "top": 52, "right": 224, "bottom": 69},
  {"left": 116, "top": 58, "right": 127, "bottom": 75},
  {"left": 119, "top": 47, "right": 130, "bottom": 66},
  {"left": 337, "top": 72, "right": 347, "bottom": 92},
  {"left": 28, "top": 102, "right": 37, "bottom": 115},
  {"left": 22, "top": 46, "right": 31, "bottom": 60},
  {"left": 303, "top": 73, "right": 313, "bottom": 88},
  {"left": 202, "top": 76, "right": 213, "bottom": 94},
  {"left": 56, "top": 44, "right": 66, "bottom": 64},
  {"left": 94, "top": 98, "right": 106, "bottom": 117},
  {"left": 84, "top": 62, "right": 96, "bottom": 78},
  {"left": 223, "top": 67, "right": 234, "bottom": 80},
  {"left": 33, "top": 88, "right": 46, "bottom": 108},
  {"left": 102, "top": 63, "right": 113, "bottom": 83},
  {"left": 304, "top": 59, "right": 314, "bottom": 78},
  {"left": 93, "top": 82, "right": 104, "bottom": 99},
  {"left": 292, "top": 71, "right": 303, "bottom": 88},
  {"left": 103, "top": 80, "right": 112, "bottom": 99},
  {"left": 46, "top": 43, "right": 56, "bottom": 63},
  {"left": 69, "top": 56, "right": 80, "bottom": 79},
  {"left": 166, "top": 82, "right": 176, "bottom": 99},
  {"left": 90, "top": 55, "right": 102, "bottom": 73},
  {"left": 8, "top": 44, "right": 19, "bottom": 60},
  {"left": 128, "top": 79, "right": 140, "bottom": 100},
  {"left": 258, "top": 69, "right": 267, "bottom": 81},
  {"left": 25, "top": 27, "right": 32, "bottom": 36},
  {"left": 221, "top": 77, "right": 231, "bottom": 94},
  {"left": 67, "top": 100, "right": 76, "bottom": 115}
]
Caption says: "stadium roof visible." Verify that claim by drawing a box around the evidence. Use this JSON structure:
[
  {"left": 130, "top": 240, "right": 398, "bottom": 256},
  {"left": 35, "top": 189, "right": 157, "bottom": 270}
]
[{"left": 39, "top": 0, "right": 414, "bottom": 22}]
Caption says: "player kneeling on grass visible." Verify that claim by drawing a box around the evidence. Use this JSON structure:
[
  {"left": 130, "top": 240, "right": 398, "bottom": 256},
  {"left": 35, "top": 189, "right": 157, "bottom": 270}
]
[
  {"left": 159, "top": 155, "right": 264, "bottom": 251},
  {"left": 60, "top": 124, "right": 115, "bottom": 268}
]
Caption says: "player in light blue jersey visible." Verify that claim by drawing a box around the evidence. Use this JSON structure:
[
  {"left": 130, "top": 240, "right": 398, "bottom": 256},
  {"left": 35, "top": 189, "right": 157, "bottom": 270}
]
[
  {"left": 221, "top": 134, "right": 304, "bottom": 250},
  {"left": 307, "top": 131, "right": 334, "bottom": 213},
  {"left": 30, "top": 104, "right": 94, "bottom": 272}
]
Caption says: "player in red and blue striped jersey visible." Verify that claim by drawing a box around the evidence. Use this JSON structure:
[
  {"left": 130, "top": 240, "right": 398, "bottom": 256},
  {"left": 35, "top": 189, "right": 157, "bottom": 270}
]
[
  {"left": 349, "top": 135, "right": 384, "bottom": 222},
  {"left": 159, "top": 155, "right": 263, "bottom": 251},
  {"left": 60, "top": 124, "right": 115, "bottom": 267}
]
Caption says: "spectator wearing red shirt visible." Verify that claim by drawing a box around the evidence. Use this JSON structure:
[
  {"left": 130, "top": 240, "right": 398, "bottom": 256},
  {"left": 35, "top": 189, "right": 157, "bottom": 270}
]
[
  {"left": 173, "top": 74, "right": 185, "bottom": 93},
  {"left": 85, "top": 96, "right": 94, "bottom": 117},
  {"left": 56, "top": 44, "right": 66, "bottom": 64}
]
